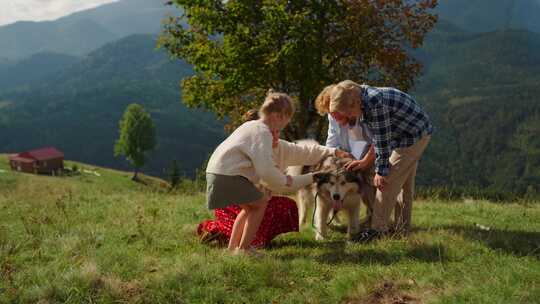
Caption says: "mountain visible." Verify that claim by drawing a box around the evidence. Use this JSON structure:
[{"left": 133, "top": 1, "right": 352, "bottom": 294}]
[
  {"left": 63, "top": 0, "right": 178, "bottom": 37},
  {"left": 413, "top": 23, "right": 540, "bottom": 195},
  {"left": 436, "top": 0, "right": 540, "bottom": 33},
  {"left": 0, "top": 0, "right": 178, "bottom": 60},
  {"left": 0, "top": 34, "right": 224, "bottom": 177},
  {"left": 0, "top": 18, "right": 117, "bottom": 61},
  {"left": 0, "top": 52, "right": 80, "bottom": 91}
]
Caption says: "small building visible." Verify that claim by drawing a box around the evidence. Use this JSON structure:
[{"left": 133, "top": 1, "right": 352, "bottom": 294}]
[{"left": 8, "top": 147, "right": 64, "bottom": 175}]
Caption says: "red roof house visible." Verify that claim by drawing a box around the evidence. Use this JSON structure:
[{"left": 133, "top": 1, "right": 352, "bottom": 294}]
[{"left": 8, "top": 147, "right": 64, "bottom": 175}]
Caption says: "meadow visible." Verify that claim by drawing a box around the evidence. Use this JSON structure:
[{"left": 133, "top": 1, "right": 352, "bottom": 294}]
[{"left": 0, "top": 156, "right": 539, "bottom": 303}]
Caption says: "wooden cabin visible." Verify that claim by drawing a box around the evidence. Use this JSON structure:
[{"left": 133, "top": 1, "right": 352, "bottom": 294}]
[{"left": 8, "top": 147, "right": 64, "bottom": 175}]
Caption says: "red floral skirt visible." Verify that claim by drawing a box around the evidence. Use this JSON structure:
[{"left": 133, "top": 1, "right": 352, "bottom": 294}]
[{"left": 197, "top": 196, "right": 299, "bottom": 248}]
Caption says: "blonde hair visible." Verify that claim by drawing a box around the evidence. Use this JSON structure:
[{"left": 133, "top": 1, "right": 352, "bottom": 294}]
[
  {"left": 259, "top": 90, "right": 295, "bottom": 118},
  {"left": 314, "top": 84, "right": 336, "bottom": 116},
  {"left": 329, "top": 80, "right": 361, "bottom": 113}
]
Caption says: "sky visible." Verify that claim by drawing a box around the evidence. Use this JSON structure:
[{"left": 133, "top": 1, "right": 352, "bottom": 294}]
[{"left": 0, "top": 0, "right": 119, "bottom": 26}]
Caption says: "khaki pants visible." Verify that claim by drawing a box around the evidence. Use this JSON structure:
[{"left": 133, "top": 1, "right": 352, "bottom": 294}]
[{"left": 371, "top": 135, "right": 431, "bottom": 232}]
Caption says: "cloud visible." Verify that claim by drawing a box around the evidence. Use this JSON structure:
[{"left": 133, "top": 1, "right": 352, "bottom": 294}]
[{"left": 0, "top": 0, "right": 119, "bottom": 26}]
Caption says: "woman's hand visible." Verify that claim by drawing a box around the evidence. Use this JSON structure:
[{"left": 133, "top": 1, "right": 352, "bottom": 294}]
[
  {"left": 373, "top": 174, "right": 388, "bottom": 192},
  {"left": 335, "top": 149, "right": 353, "bottom": 159},
  {"left": 344, "top": 159, "right": 369, "bottom": 171}
]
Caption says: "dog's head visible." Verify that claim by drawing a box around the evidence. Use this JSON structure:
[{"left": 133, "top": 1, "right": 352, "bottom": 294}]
[{"left": 313, "top": 156, "right": 363, "bottom": 209}]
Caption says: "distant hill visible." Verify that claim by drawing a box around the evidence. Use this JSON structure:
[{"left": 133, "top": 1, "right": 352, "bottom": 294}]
[
  {"left": 436, "top": 0, "right": 540, "bottom": 33},
  {"left": 0, "top": 34, "right": 224, "bottom": 177},
  {"left": 413, "top": 24, "right": 540, "bottom": 195},
  {"left": 0, "top": 52, "right": 80, "bottom": 91},
  {"left": 0, "top": 0, "right": 178, "bottom": 60}
]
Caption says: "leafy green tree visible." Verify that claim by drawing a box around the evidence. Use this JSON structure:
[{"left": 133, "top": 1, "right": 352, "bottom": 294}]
[
  {"left": 159, "top": 0, "right": 438, "bottom": 139},
  {"left": 114, "top": 103, "right": 157, "bottom": 180}
]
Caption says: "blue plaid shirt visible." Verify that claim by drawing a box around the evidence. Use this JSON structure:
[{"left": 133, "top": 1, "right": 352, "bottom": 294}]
[{"left": 360, "top": 85, "right": 433, "bottom": 176}]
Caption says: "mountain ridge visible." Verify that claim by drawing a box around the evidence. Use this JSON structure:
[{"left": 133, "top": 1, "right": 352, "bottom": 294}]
[{"left": 0, "top": 0, "right": 177, "bottom": 61}]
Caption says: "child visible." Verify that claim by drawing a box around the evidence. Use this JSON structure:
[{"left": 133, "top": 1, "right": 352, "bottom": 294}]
[{"left": 206, "top": 91, "right": 349, "bottom": 256}]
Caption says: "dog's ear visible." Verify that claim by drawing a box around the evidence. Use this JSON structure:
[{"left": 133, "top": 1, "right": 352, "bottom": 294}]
[{"left": 313, "top": 172, "right": 330, "bottom": 185}]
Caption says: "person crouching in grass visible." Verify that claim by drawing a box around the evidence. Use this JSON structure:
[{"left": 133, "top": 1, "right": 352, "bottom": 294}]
[{"left": 205, "top": 90, "right": 349, "bottom": 257}]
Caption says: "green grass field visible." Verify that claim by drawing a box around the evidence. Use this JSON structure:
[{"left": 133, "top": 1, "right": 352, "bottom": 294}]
[{"left": 1, "top": 156, "right": 539, "bottom": 303}]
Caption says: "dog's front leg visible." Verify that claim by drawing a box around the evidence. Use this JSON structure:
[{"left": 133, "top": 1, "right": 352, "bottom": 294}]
[{"left": 314, "top": 199, "right": 330, "bottom": 241}]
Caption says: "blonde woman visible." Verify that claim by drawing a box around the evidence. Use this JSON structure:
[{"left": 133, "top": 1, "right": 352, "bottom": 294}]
[
  {"left": 319, "top": 80, "right": 433, "bottom": 242},
  {"left": 206, "top": 91, "right": 349, "bottom": 256},
  {"left": 315, "top": 84, "right": 376, "bottom": 175}
]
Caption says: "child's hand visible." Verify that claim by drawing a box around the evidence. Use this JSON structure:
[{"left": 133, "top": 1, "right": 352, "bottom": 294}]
[{"left": 335, "top": 149, "right": 353, "bottom": 159}]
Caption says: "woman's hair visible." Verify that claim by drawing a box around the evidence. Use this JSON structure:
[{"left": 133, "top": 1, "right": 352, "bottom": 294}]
[
  {"left": 314, "top": 84, "right": 336, "bottom": 116},
  {"left": 242, "top": 109, "right": 260, "bottom": 122},
  {"left": 329, "top": 80, "right": 361, "bottom": 113},
  {"left": 259, "top": 89, "right": 295, "bottom": 118}
]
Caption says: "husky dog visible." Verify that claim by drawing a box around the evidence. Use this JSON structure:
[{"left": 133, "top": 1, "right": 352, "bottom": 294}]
[{"left": 288, "top": 151, "right": 376, "bottom": 241}]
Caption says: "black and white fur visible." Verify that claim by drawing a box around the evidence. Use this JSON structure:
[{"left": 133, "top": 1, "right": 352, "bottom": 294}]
[{"left": 288, "top": 142, "right": 375, "bottom": 241}]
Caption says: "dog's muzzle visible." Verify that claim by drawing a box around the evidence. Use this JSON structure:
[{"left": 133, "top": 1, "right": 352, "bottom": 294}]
[{"left": 331, "top": 193, "right": 343, "bottom": 211}]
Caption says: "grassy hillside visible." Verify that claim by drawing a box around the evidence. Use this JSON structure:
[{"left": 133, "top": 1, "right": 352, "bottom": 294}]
[{"left": 1, "top": 155, "right": 539, "bottom": 303}]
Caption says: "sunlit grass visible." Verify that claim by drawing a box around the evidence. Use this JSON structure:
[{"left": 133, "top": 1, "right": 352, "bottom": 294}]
[{"left": 0, "top": 155, "right": 539, "bottom": 303}]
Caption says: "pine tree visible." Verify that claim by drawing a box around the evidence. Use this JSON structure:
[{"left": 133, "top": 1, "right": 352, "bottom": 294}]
[{"left": 168, "top": 160, "right": 181, "bottom": 189}]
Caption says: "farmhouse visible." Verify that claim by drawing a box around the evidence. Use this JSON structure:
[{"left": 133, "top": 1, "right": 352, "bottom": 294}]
[{"left": 8, "top": 147, "right": 64, "bottom": 175}]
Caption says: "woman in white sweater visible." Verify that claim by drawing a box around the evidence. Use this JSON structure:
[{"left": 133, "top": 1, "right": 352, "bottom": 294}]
[{"left": 206, "top": 92, "right": 349, "bottom": 256}]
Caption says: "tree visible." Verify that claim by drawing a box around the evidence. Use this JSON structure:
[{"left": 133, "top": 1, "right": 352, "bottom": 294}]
[
  {"left": 159, "top": 0, "right": 438, "bottom": 139},
  {"left": 114, "top": 103, "right": 157, "bottom": 180},
  {"left": 168, "top": 159, "right": 182, "bottom": 189}
]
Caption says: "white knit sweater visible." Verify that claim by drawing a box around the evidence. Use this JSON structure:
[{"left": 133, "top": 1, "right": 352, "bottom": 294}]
[{"left": 206, "top": 120, "right": 335, "bottom": 192}]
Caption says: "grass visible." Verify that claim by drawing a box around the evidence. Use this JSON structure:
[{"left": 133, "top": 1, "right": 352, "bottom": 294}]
[{"left": 0, "top": 155, "right": 539, "bottom": 303}]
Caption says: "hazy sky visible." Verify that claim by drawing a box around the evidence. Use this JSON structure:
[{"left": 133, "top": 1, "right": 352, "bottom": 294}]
[{"left": 0, "top": 0, "right": 119, "bottom": 26}]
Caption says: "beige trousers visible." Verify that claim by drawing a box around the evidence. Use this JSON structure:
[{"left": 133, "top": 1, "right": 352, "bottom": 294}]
[{"left": 371, "top": 135, "right": 431, "bottom": 232}]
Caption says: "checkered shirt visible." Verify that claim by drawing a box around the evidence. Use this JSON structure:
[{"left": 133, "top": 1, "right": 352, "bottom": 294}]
[{"left": 360, "top": 85, "right": 433, "bottom": 176}]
